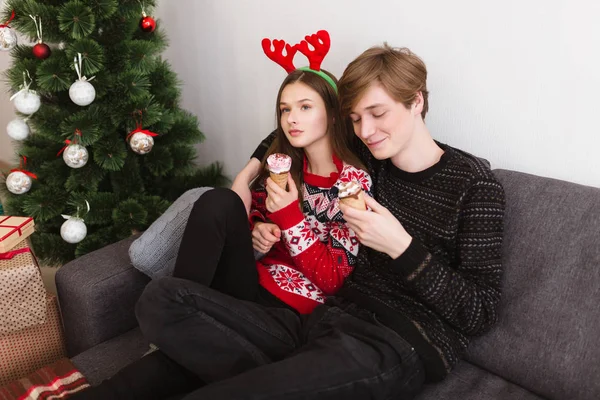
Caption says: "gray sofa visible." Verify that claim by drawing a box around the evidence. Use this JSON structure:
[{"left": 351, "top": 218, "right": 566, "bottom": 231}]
[{"left": 55, "top": 169, "right": 600, "bottom": 400}]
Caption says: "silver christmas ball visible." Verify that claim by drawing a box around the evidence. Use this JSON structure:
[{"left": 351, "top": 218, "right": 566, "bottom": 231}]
[
  {"left": 129, "top": 131, "right": 154, "bottom": 154},
  {"left": 6, "top": 118, "right": 30, "bottom": 141},
  {"left": 63, "top": 143, "right": 89, "bottom": 168},
  {"left": 60, "top": 216, "right": 87, "bottom": 244},
  {"left": 12, "top": 90, "right": 41, "bottom": 115},
  {"left": 69, "top": 80, "right": 96, "bottom": 106},
  {"left": 6, "top": 171, "right": 32, "bottom": 195},
  {"left": 0, "top": 26, "right": 17, "bottom": 52}
]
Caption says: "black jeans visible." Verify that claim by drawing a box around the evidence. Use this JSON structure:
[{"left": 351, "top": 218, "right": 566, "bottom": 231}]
[
  {"left": 72, "top": 188, "right": 425, "bottom": 399},
  {"left": 135, "top": 278, "right": 425, "bottom": 399}
]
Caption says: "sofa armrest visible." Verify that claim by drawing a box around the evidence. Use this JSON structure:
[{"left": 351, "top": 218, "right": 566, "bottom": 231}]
[{"left": 55, "top": 234, "right": 150, "bottom": 357}]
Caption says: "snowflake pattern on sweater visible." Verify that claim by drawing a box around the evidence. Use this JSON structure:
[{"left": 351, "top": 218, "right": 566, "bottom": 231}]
[{"left": 250, "top": 156, "right": 372, "bottom": 314}]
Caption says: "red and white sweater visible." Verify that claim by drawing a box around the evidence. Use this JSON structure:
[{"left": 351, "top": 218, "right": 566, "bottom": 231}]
[{"left": 249, "top": 156, "right": 372, "bottom": 314}]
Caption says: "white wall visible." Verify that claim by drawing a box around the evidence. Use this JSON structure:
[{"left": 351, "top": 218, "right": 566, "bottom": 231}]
[
  {"left": 155, "top": 0, "right": 600, "bottom": 188},
  {"left": 2, "top": 0, "right": 599, "bottom": 188},
  {"left": 0, "top": 0, "right": 15, "bottom": 168}
]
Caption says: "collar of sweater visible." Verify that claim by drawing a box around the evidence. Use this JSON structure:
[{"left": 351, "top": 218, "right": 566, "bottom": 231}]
[
  {"left": 302, "top": 154, "right": 343, "bottom": 188},
  {"left": 388, "top": 141, "right": 453, "bottom": 183}
]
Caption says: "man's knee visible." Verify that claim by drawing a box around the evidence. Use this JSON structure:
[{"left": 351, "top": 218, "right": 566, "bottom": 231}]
[{"left": 136, "top": 277, "right": 183, "bottom": 339}]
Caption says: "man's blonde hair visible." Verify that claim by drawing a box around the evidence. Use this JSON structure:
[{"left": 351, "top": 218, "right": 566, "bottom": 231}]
[{"left": 338, "top": 44, "right": 429, "bottom": 119}]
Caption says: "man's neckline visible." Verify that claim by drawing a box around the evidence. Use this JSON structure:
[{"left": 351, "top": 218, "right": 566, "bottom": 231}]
[{"left": 388, "top": 141, "right": 452, "bottom": 183}]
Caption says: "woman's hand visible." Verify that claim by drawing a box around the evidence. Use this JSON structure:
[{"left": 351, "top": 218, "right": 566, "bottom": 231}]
[
  {"left": 252, "top": 222, "right": 281, "bottom": 254},
  {"left": 265, "top": 174, "right": 299, "bottom": 213}
]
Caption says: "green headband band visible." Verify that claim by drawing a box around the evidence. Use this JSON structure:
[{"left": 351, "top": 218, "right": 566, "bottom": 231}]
[{"left": 298, "top": 66, "right": 338, "bottom": 93}]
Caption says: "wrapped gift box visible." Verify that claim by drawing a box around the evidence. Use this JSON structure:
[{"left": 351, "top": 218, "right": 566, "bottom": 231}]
[
  {"left": 0, "top": 293, "right": 66, "bottom": 386},
  {"left": 0, "top": 217, "right": 35, "bottom": 253},
  {"left": 0, "top": 240, "right": 47, "bottom": 335}
]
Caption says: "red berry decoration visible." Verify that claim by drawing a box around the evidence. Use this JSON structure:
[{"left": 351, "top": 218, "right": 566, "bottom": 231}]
[
  {"left": 33, "top": 41, "right": 51, "bottom": 59},
  {"left": 140, "top": 14, "right": 156, "bottom": 33}
]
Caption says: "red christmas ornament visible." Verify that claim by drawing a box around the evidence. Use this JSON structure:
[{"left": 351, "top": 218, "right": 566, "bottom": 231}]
[
  {"left": 32, "top": 41, "right": 51, "bottom": 59},
  {"left": 139, "top": 13, "right": 156, "bottom": 33}
]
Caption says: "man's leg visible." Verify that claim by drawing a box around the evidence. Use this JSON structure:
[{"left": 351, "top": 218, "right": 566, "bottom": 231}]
[
  {"left": 173, "top": 187, "right": 259, "bottom": 301},
  {"left": 69, "top": 350, "right": 202, "bottom": 400},
  {"left": 136, "top": 276, "right": 302, "bottom": 382},
  {"left": 181, "top": 306, "right": 425, "bottom": 400}
]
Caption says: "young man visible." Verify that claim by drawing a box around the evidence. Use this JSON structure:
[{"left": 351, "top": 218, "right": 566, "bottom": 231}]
[{"left": 75, "top": 45, "right": 505, "bottom": 399}]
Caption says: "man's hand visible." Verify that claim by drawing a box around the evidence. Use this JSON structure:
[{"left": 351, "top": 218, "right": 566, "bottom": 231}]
[
  {"left": 231, "top": 158, "right": 261, "bottom": 216},
  {"left": 339, "top": 196, "right": 412, "bottom": 259},
  {"left": 265, "top": 174, "right": 298, "bottom": 213},
  {"left": 252, "top": 222, "right": 281, "bottom": 254}
]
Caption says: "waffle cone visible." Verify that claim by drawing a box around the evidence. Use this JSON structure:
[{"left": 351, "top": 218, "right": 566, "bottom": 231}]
[
  {"left": 339, "top": 190, "right": 366, "bottom": 210},
  {"left": 270, "top": 171, "right": 289, "bottom": 190}
]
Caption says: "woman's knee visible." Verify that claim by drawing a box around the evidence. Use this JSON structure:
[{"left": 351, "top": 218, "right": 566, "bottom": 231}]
[{"left": 193, "top": 187, "right": 244, "bottom": 217}]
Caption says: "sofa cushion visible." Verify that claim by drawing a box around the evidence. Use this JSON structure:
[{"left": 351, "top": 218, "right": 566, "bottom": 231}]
[
  {"left": 129, "top": 187, "right": 214, "bottom": 279},
  {"left": 466, "top": 170, "right": 600, "bottom": 400},
  {"left": 416, "top": 361, "right": 545, "bottom": 400}
]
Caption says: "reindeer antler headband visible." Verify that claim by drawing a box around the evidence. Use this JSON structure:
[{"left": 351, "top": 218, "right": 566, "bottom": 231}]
[{"left": 262, "top": 30, "right": 337, "bottom": 93}]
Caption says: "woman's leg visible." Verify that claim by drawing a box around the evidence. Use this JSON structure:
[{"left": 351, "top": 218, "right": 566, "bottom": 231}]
[{"left": 173, "top": 187, "right": 259, "bottom": 300}]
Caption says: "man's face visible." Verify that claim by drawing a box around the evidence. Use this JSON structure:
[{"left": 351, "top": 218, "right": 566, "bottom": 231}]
[{"left": 349, "top": 83, "right": 419, "bottom": 160}]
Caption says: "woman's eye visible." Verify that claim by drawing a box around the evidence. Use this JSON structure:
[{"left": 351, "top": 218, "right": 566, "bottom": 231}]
[
  {"left": 373, "top": 112, "right": 385, "bottom": 118},
  {"left": 280, "top": 108, "right": 290, "bottom": 113},
  {"left": 351, "top": 118, "right": 361, "bottom": 124},
  {"left": 301, "top": 105, "right": 311, "bottom": 110}
]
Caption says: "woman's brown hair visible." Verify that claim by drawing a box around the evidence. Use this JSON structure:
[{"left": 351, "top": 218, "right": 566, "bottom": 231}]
[{"left": 252, "top": 69, "right": 365, "bottom": 206}]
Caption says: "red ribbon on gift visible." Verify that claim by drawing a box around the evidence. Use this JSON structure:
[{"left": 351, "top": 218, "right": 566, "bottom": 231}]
[
  {"left": 126, "top": 110, "right": 158, "bottom": 141},
  {"left": 10, "top": 156, "right": 38, "bottom": 180},
  {"left": 0, "top": 216, "right": 33, "bottom": 240},
  {"left": 0, "top": 247, "right": 30, "bottom": 260},
  {"left": 0, "top": 10, "right": 15, "bottom": 28}
]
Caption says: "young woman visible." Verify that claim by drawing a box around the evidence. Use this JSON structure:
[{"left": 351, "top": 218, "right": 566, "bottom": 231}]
[{"left": 173, "top": 33, "right": 372, "bottom": 315}]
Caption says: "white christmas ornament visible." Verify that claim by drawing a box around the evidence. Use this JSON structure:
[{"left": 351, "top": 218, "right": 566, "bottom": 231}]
[
  {"left": 62, "top": 143, "right": 88, "bottom": 168},
  {"left": 129, "top": 131, "right": 154, "bottom": 154},
  {"left": 60, "top": 216, "right": 87, "bottom": 243},
  {"left": 0, "top": 26, "right": 17, "bottom": 52},
  {"left": 5, "top": 171, "right": 32, "bottom": 194},
  {"left": 10, "top": 71, "right": 41, "bottom": 115},
  {"left": 69, "top": 53, "right": 96, "bottom": 106},
  {"left": 60, "top": 200, "right": 90, "bottom": 244},
  {"left": 12, "top": 90, "right": 41, "bottom": 114},
  {"left": 6, "top": 118, "right": 30, "bottom": 141}
]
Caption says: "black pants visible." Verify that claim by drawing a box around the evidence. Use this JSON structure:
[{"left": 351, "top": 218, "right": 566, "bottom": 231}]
[
  {"left": 72, "top": 189, "right": 425, "bottom": 399},
  {"left": 71, "top": 188, "right": 290, "bottom": 399}
]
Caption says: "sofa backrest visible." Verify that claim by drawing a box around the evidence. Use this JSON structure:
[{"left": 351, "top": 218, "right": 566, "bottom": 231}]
[{"left": 465, "top": 169, "right": 600, "bottom": 400}]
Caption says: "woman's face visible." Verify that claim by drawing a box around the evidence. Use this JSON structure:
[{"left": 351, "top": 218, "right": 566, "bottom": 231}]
[{"left": 279, "top": 81, "right": 329, "bottom": 150}]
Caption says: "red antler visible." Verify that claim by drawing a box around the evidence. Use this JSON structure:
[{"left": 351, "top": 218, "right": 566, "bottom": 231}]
[
  {"left": 296, "top": 30, "right": 330, "bottom": 71},
  {"left": 262, "top": 38, "right": 298, "bottom": 73}
]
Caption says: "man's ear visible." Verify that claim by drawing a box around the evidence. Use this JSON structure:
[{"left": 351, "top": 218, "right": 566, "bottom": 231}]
[{"left": 412, "top": 91, "right": 424, "bottom": 115}]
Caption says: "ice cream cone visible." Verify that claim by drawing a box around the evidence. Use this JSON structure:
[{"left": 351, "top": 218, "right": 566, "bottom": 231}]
[
  {"left": 269, "top": 171, "right": 289, "bottom": 190},
  {"left": 267, "top": 153, "right": 292, "bottom": 190},
  {"left": 337, "top": 180, "right": 366, "bottom": 210}
]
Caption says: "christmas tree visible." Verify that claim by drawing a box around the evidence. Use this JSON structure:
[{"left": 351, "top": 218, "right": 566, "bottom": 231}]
[{"left": 0, "top": 0, "right": 228, "bottom": 265}]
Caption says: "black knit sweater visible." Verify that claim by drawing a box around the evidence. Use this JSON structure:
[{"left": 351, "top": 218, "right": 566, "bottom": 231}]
[{"left": 251, "top": 134, "right": 505, "bottom": 382}]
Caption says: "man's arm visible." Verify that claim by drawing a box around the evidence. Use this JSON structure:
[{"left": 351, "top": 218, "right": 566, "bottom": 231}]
[
  {"left": 231, "top": 130, "right": 277, "bottom": 215},
  {"left": 388, "top": 179, "right": 506, "bottom": 336},
  {"left": 250, "top": 130, "right": 277, "bottom": 161}
]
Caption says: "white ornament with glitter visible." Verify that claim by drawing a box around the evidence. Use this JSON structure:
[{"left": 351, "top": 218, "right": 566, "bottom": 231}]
[
  {"left": 69, "top": 53, "right": 96, "bottom": 106},
  {"left": 6, "top": 118, "right": 30, "bottom": 141}
]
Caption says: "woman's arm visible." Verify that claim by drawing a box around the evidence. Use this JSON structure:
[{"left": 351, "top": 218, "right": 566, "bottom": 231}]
[{"left": 231, "top": 158, "right": 262, "bottom": 216}]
